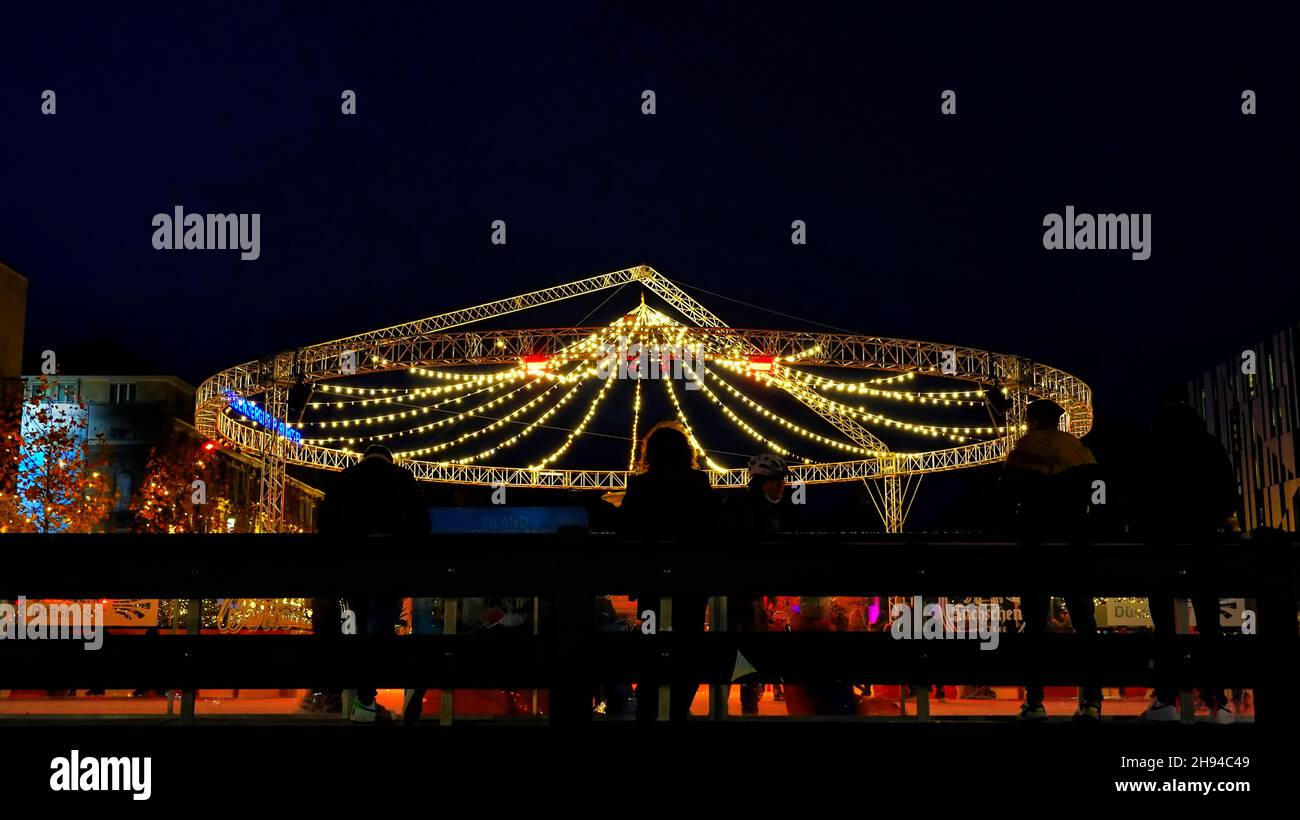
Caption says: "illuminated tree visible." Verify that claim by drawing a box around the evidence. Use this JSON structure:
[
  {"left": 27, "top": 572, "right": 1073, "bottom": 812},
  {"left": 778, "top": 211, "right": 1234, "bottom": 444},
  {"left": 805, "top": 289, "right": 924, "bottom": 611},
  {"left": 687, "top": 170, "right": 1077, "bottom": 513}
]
[
  {"left": 130, "top": 428, "right": 226, "bottom": 533},
  {"left": 4, "top": 376, "right": 113, "bottom": 533},
  {"left": 130, "top": 427, "right": 269, "bottom": 534},
  {"left": 0, "top": 387, "right": 23, "bottom": 532}
]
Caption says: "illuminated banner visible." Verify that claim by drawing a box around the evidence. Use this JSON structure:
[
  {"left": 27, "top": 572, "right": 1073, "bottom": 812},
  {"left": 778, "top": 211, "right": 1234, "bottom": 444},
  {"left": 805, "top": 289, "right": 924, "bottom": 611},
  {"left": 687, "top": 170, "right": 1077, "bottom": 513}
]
[
  {"left": 30, "top": 599, "right": 159, "bottom": 628},
  {"left": 215, "top": 598, "right": 312, "bottom": 633},
  {"left": 224, "top": 390, "right": 303, "bottom": 444},
  {"left": 1094, "top": 597, "right": 1248, "bottom": 629}
]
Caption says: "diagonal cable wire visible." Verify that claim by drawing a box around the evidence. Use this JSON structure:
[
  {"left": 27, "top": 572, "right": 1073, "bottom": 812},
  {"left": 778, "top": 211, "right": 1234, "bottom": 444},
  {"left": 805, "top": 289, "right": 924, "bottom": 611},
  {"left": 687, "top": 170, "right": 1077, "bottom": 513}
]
[{"left": 664, "top": 276, "right": 869, "bottom": 336}]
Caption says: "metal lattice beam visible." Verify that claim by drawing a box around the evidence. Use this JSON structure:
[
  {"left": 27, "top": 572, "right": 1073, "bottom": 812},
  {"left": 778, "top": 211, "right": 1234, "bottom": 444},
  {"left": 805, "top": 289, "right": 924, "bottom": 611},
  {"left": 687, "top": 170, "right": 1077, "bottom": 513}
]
[
  {"left": 197, "top": 265, "right": 1090, "bottom": 494},
  {"left": 215, "top": 407, "right": 1012, "bottom": 489},
  {"left": 256, "top": 385, "right": 289, "bottom": 532}
]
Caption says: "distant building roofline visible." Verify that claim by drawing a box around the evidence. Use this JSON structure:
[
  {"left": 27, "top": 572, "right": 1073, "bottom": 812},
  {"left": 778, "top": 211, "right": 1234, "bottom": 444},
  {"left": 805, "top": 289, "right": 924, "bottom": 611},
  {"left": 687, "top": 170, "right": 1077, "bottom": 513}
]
[
  {"left": 0, "top": 259, "right": 28, "bottom": 282},
  {"left": 21, "top": 373, "right": 196, "bottom": 393}
]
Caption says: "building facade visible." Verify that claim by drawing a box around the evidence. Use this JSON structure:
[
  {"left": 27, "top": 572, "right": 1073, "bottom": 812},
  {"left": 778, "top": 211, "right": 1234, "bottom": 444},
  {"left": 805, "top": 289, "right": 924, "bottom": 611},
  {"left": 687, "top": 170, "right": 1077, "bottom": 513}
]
[
  {"left": 0, "top": 264, "right": 26, "bottom": 507},
  {"left": 0, "top": 262, "right": 25, "bottom": 379},
  {"left": 21, "top": 374, "right": 196, "bottom": 529},
  {"left": 16, "top": 376, "right": 322, "bottom": 532},
  {"left": 1190, "top": 322, "right": 1300, "bottom": 533}
]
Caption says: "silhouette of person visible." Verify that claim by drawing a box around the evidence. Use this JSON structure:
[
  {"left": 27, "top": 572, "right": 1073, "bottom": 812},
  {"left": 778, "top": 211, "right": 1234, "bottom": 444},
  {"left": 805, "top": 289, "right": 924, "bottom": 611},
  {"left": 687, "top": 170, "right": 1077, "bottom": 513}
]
[
  {"left": 723, "top": 453, "right": 794, "bottom": 715},
  {"left": 618, "top": 422, "right": 717, "bottom": 721},
  {"left": 1001, "top": 399, "right": 1105, "bottom": 721},
  {"left": 1136, "top": 388, "right": 1239, "bottom": 723},
  {"left": 317, "top": 443, "right": 431, "bottom": 722}
]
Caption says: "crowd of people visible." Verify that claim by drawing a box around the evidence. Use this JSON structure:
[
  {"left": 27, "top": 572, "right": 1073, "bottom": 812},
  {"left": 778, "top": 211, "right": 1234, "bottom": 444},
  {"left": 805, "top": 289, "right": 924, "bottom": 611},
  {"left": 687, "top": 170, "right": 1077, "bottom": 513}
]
[{"left": 311, "top": 389, "right": 1246, "bottom": 724}]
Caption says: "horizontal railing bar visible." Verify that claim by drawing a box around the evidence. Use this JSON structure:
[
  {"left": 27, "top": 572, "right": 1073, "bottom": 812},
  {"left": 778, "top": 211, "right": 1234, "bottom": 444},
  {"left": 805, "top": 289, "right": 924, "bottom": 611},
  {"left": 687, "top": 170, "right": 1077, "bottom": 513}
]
[
  {"left": 0, "top": 536, "right": 1294, "bottom": 598},
  {"left": 0, "top": 633, "right": 1284, "bottom": 688}
]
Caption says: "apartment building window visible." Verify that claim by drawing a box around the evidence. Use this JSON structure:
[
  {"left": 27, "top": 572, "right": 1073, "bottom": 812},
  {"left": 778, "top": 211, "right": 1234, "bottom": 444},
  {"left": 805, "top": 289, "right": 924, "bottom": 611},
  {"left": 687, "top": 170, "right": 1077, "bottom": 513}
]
[
  {"left": 56, "top": 382, "right": 77, "bottom": 403},
  {"left": 110, "top": 383, "right": 137, "bottom": 404}
]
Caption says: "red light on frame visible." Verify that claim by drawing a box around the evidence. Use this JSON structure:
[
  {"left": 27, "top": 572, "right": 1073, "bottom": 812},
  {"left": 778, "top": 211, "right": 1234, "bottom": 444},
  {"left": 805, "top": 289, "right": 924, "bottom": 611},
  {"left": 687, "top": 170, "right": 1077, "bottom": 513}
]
[
  {"left": 523, "top": 354, "right": 550, "bottom": 375},
  {"left": 747, "top": 355, "right": 775, "bottom": 372}
]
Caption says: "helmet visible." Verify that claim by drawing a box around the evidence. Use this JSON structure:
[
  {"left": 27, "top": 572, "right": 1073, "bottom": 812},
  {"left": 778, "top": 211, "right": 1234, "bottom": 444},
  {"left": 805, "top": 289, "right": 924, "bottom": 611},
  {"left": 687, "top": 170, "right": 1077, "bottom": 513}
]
[{"left": 747, "top": 453, "right": 788, "bottom": 479}]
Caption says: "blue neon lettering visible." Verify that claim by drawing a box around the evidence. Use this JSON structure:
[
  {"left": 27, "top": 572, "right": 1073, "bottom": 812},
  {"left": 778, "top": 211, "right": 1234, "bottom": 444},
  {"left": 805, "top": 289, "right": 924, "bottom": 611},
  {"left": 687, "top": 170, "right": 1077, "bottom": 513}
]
[{"left": 223, "top": 391, "right": 303, "bottom": 444}]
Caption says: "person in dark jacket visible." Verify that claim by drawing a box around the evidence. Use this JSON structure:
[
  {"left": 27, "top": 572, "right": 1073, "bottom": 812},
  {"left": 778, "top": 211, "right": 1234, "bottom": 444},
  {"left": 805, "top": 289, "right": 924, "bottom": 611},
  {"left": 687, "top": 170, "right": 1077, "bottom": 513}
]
[
  {"left": 723, "top": 453, "right": 795, "bottom": 714},
  {"left": 317, "top": 443, "right": 431, "bottom": 723},
  {"left": 618, "top": 422, "right": 717, "bottom": 540},
  {"left": 618, "top": 422, "right": 717, "bottom": 721},
  {"left": 1136, "top": 392, "right": 1239, "bottom": 723},
  {"left": 1001, "top": 399, "right": 1101, "bottom": 537},
  {"left": 1001, "top": 399, "right": 1106, "bottom": 721},
  {"left": 724, "top": 453, "right": 801, "bottom": 537}
]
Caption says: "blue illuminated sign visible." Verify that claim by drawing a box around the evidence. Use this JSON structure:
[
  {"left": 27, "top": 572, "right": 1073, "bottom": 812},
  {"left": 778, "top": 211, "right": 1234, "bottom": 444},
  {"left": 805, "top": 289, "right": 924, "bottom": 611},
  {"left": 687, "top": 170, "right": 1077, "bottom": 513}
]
[{"left": 224, "top": 390, "right": 303, "bottom": 445}]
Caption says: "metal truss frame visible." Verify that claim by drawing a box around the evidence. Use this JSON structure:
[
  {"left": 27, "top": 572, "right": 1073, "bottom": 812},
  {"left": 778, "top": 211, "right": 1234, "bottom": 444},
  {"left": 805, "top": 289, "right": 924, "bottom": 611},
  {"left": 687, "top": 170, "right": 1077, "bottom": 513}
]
[{"left": 197, "top": 265, "right": 1092, "bottom": 530}]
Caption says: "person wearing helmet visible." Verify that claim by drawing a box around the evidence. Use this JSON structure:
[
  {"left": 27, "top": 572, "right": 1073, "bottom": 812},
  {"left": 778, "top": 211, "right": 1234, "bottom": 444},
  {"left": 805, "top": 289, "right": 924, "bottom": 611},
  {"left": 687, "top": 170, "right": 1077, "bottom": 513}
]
[
  {"left": 726, "top": 453, "right": 794, "bottom": 536},
  {"left": 724, "top": 453, "right": 796, "bottom": 714}
]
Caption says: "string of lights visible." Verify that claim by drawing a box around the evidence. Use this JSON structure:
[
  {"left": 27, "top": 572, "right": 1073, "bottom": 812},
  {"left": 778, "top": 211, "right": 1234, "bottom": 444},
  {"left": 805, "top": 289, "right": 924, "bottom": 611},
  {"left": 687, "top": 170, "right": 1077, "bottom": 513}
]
[
  {"left": 527, "top": 318, "right": 649, "bottom": 471},
  {"left": 660, "top": 339, "right": 727, "bottom": 472},
  {"left": 708, "top": 360, "right": 989, "bottom": 440},
  {"left": 764, "top": 373, "right": 1006, "bottom": 441},
  {"left": 672, "top": 361, "right": 805, "bottom": 460},
  {"left": 361, "top": 318, "right": 642, "bottom": 460},
  {"left": 780, "top": 366, "right": 984, "bottom": 404},
  {"left": 311, "top": 385, "right": 416, "bottom": 406},
  {"left": 305, "top": 377, "right": 547, "bottom": 443},
  {"left": 314, "top": 376, "right": 515, "bottom": 407},
  {"left": 313, "top": 321, "right": 628, "bottom": 433},
  {"left": 392, "top": 367, "right": 591, "bottom": 459},
  {"left": 704, "top": 366, "right": 864, "bottom": 456},
  {"left": 407, "top": 364, "right": 521, "bottom": 382},
  {"left": 529, "top": 364, "right": 618, "bottom": 470},
  {"left": 628, "top": 361, "right": 642, "bottom": 470},
  {"left": 444, "top": 368, "right": 600, "bottom": 463}
]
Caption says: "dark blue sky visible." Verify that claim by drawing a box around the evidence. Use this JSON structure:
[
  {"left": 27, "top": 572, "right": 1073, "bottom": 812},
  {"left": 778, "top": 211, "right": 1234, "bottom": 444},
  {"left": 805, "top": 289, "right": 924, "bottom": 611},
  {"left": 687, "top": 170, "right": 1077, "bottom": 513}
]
[{"left": 2, "top": 2, "right": 1296, "bottom": 431}]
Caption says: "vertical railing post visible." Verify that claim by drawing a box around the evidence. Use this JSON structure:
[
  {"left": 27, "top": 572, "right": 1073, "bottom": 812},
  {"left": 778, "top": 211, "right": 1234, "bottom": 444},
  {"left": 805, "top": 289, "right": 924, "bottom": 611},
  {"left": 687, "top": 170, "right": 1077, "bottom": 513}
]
[
  {"left": 548, "top": 551, "right": 593, "bottom": 725},
  {"left": 658, "top": 593, "right": 672, "bottom": 720},
  {"left": 1252, "top": 547, "right": 1297, "bottom": 727},
  {"left": 439, "top": 599, "right": 458, "bottom": 726},
  {"left": 710, "top": 595, "right": 727, "bottom": 720},
  {"left": 179, "top": 598, "right": 201, "bottom": 725}
]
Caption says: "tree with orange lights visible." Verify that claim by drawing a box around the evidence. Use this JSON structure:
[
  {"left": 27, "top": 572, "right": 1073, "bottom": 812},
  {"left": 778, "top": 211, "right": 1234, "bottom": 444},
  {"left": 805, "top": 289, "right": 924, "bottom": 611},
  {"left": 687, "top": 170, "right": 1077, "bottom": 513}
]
[
  {"left": 130, "top": 428, "right": 223, "bottom": 533},
  {"left": 2, "top": 376, "right": 113, "bottom": 533}
]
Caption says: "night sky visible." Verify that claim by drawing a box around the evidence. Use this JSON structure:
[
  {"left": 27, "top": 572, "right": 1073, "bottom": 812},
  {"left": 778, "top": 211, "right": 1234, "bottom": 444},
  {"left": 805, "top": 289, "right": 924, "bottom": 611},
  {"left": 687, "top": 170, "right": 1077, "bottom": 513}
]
[{"left": 2, "top": 2, "right": 1296, "bottom": 438}]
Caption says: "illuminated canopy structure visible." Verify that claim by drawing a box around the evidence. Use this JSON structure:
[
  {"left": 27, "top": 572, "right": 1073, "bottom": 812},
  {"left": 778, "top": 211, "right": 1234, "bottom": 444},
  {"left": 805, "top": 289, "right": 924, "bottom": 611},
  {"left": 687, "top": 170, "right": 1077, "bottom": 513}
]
[{"left": 196, "top": 265, "right": 1092, "bottom": 532}]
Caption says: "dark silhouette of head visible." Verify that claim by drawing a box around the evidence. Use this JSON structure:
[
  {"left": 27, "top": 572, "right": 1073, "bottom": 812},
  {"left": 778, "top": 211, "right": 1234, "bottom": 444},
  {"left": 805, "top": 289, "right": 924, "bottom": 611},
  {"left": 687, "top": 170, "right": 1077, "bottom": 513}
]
[
  {"left": 1155, "top": 383, "right": 1190, "bottom": 408},
  {"left": 1153, "top": 400, "right": 1204, "bottom": 437},
  {"left": 363, "top": 443, "right": 394, "bottom": 463},
  {"left": 1152, "top": 383, "right": 1203, "bottom": 436},
  {"left": 1025, "top": 399, "right": 1065, "bottom": 431},
  {"left": 638, "top": 421, "right": 696, "bottom": 473}
]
